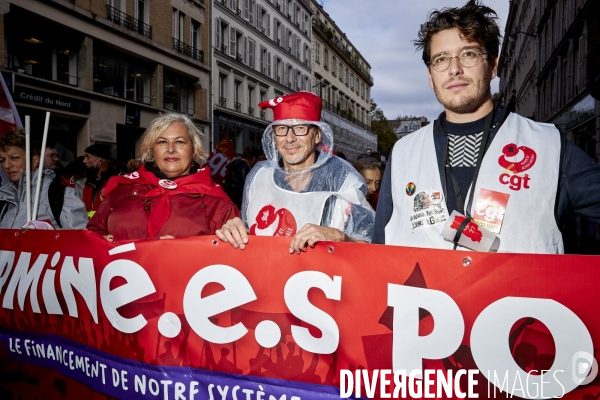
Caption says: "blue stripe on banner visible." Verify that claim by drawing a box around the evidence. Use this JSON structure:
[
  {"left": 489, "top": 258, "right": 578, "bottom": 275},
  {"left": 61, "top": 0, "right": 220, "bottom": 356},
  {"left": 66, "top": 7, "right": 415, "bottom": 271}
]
[{"left": 0, "top": 328, "right": 345, "bottom": 400}]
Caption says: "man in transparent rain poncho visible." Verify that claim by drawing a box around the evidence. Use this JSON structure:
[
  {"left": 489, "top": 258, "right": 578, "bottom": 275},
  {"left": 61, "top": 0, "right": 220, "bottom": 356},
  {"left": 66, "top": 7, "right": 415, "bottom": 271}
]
[{"left": 216, "top": 92, "right": 375, "bottom": 254}]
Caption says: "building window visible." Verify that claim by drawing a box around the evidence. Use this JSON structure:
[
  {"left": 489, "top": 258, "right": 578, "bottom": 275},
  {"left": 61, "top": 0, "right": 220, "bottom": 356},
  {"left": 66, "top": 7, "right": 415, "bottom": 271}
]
[
  {"left": 219, "top": 75, "right": 227, "bottom": 107},
  {"left": 164, "top": 70, "right": 195, "bottom": 115},
  {"left": 94, "top": 44, "right": 151, "bottom": 104},
  {"left": 215, "top": 18, "right": 228, "bottom": 54},
  {"left": 173, "top": 9, "right": 184, "bottom": 41},
  {"left": 191, "top": 19, "right": 201, "bottom": 51},
  {"left": 5, "top": 11, "right": 81, "bottom": 86},
  {"left": 234, "top": 81, "right": 241, "bottom": 112},
  {"left": 316, "top": 41, "right": 320, "bottom": 63},
  {"left": 136, "top": 0, "right": 148, "bottom": 25},
  {"left": 248, "top": 86, "right": 254, "bottom": 115}
]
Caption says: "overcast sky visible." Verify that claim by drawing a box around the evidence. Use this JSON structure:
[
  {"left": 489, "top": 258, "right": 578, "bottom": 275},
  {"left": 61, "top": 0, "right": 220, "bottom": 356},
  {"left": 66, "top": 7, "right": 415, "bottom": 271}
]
[{"left": 320, "top": 0, "right": 510, "bottom": 122}]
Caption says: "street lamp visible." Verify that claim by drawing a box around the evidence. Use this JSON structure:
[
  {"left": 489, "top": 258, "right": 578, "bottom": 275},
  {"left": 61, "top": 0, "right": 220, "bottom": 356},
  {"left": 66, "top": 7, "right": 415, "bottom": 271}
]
[
  {"left": 508, "top": 31, "right": 537, "bottom": 43},
  {"left": 311, "top": 81, "right": 329, "bottom": 90}
]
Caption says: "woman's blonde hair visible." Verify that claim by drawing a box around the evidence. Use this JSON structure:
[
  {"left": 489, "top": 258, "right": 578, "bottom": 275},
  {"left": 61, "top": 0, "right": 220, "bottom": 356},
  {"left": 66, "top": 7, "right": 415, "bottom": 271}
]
[{"left": 140, "top": 113, "right": 208, "bottom": 164}]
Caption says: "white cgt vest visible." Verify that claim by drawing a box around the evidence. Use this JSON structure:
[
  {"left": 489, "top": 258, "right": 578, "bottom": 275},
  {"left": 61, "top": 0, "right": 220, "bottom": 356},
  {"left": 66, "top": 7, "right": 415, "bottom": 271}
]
[
  {"left": 385, "top": 113, "right": 564, "bottom": 254},
  {"left": 246, "top": 166, "right": 366, "bottom": 236}
]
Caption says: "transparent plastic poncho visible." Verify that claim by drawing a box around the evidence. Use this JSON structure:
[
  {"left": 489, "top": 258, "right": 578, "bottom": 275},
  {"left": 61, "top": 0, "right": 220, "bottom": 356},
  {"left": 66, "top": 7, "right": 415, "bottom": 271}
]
[{"left": 240, "top": 118, "right": 375, "bottom": 242}]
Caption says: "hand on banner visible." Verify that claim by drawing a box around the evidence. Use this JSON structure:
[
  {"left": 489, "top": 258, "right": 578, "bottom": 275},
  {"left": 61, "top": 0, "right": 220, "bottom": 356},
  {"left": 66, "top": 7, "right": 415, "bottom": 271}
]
[
  {"left": 160, "top": 235, "right": 175, "bottom": 239},
  {"left": 289, "top": 224, "right": 355, "bottom": 254},
  {"left": 216, "top": 217, "right": 249, "bottom": 249},
  {"left": 103, "top": 234, "right": 114, "bottom": 242}
]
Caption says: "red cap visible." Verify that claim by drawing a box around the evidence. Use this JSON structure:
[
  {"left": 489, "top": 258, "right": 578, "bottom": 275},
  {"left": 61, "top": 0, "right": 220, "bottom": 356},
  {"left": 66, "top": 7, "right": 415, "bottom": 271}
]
[{"left": 258, "top": 92, "right": 322, "bottom": 122}]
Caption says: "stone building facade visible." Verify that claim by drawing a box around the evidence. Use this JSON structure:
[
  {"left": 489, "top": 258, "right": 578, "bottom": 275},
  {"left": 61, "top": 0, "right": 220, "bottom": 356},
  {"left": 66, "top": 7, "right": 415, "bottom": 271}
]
[
  {"left": 499, "top": 0, "right": 599, "bottom": 161},
  {"left": 0, "top": 0, "right": 210, "bottom": 162},
  {"left": 308, "top": 0, "right": 375, "bottom": 162},
  {"left": 211, "top": 0, "right": 313, "bottom": 155}
]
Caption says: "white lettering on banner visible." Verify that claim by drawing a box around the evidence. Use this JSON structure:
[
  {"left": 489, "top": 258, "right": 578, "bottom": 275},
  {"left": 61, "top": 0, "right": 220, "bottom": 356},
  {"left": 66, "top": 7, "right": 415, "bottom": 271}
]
[
  {"left": 183, "top": 264, "right": 257, "bottom": 344},
  {"left": 387, "top": 284, "right": 465, "bottom": 375},
  {"left": 100, "top": 259, "right": 157, "bottom": 333},
  {"left": 60, "top": 256, "right": 98, "bottom": 323},
  {"left": 0, "top": 251, "right": 15, "bottom": 293},
  {"left": 472, "top": 297, "right": 593, "bottom": 399},
  {"left": 0, "top": 248, "right": 596, "bottom": 398},
  {"left": 284, "top": 272, "right": 341, "bottom": 354},
  {"left": 2, "top": 252, "right": 47, "bottom": 312}
]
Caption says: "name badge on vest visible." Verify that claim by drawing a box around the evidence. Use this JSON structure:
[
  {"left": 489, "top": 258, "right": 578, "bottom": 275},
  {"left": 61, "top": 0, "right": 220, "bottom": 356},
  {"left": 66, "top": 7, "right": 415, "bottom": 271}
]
[
  {"left": 472, "top": 188, "right": 510, "bottom": 234},
  {"left": 408, "top": 189, "right": 449, "bottom": 232}
]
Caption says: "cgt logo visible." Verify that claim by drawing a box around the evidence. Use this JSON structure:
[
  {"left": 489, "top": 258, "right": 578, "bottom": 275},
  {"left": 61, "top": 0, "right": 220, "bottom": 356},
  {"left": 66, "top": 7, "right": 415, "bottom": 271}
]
[{"left": 498, "top": 143, "right": 537, "bottom": 191}]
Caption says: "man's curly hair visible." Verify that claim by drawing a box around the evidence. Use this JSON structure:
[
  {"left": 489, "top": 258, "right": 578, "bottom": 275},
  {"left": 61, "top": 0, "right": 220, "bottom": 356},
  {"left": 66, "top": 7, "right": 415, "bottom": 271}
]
[{"left": 414, "top": 0, "right": 501, "bottom": 66}]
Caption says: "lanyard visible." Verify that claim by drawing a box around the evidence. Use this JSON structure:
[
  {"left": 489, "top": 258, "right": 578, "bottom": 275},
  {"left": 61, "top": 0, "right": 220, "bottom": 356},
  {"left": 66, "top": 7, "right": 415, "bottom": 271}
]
[{"left": 440, "top": 109, "right": 495, "bottom": 218}]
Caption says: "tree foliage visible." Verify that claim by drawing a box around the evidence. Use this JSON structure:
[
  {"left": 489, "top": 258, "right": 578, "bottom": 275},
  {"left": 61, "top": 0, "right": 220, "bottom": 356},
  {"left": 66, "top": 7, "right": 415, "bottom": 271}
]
[{"left": 370, "top": 99, "right": 397, "bottom": 155}]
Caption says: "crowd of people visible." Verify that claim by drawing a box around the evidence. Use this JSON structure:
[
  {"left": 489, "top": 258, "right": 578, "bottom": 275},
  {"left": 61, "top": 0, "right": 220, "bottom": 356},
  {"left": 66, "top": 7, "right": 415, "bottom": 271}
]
[{"left": 0, "top": 0, "right": 599, "bottom": 255}]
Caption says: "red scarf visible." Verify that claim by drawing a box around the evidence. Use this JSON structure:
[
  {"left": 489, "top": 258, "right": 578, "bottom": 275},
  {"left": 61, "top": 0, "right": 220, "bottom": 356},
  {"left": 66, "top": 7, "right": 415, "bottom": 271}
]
[{"left": 104, "top": 164, "right": 230, "bottom": 239}]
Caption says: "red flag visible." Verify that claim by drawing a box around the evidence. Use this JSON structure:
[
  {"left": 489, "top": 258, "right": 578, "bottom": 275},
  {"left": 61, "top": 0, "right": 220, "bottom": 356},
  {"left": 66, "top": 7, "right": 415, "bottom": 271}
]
[
  {"left": 0, "top": 71, "right": 22, "bottom": 134},
  {"left": 204, "top": 136, "right": 236, "bottom": 184}
]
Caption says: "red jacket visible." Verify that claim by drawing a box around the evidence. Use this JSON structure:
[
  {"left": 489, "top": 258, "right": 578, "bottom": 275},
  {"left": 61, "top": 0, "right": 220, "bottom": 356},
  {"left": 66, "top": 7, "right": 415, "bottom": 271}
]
[{"left": 87, "top": 164, "right": 239, "bottom": 241}]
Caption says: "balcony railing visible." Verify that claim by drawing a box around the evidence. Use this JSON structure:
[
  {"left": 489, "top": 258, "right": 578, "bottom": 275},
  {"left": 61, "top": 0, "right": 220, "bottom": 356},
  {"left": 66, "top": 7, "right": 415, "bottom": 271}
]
[
  {"left": 106, "top": 5, "right": 152, "bottom": 39},
  {"left": 172, "top": 38, "right": 204, "bottom": 62},
  {"left": 321, "top": 99, "right": 371, "bottom": 132},
  {"left": 219, "top": 97, "right": 227, "bottom": 107},
  {"left": 260, "top": 111, "right": 265, "bottom": 120},
  {"left": 248, "top": 107, "right": 254, "bottom": 115},
  {"left": 216, "top": 44, "right": 227, "bottom": 54},
  {"left": 234, "top": 102, "right": 241, "bottom": 112}
]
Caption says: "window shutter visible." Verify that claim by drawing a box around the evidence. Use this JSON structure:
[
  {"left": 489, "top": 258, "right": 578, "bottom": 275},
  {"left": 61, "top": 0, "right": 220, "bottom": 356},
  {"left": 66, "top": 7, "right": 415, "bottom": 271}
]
[
  {"left": 268, "top": 51, "right": 271, "bottom": 78},
  {"left": 215, "top": 18, "right": 221, "bottom": 49},
  {"left": 249, "top": 40, "right": 255, "bottom": 69},
  {"left": 256, "top": 4, "right": 261, "bottom": 29},
  {"left": 267, "top": 13, "right": 271, "bottom": 37},
  {"left": 296, "top": 37, "right": 300, "bottom": 58},
  {"left": 284, "top": 63, "right": 289, "bottom": 85},
  {"left": 243, "top": 36, "right": 248, "bottom": 64},
  {"left": 229, "top": 27, "right": 236, "bottom": 57},
  {"left": 249, "top": 0, "right": 254, "bottom": 25},
  {"left": 301, "top": 10, "right": 305, "bottom": 32},
  {"left": 244, "top": 0, "right": 249, "bottom": 20}
]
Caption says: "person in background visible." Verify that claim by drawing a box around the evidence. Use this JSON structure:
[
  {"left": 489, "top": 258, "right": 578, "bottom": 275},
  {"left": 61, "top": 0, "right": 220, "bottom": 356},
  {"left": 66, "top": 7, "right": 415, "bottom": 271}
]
[
  {"left": 0, "top": 131, "right": 88, "bottom": 229},
  {"left": 63, "top": 156, "right": 87, "bottom": 199},
  {"left": 43, "top": 146, "right": 61, "bottom": 171},
  {"left": 87, "top": 113, "right": 238, "bottom": 242},
  {"left": 353, "top": 157, "right": 383, "bottom": 211},
  {"left": 223, "top": 146, "right": 260, "bottom": 210},
  {"left": 127, "top": 158, "right": 142, "bottom": 173},
  {"left": 82, "top": 143, "right": 119, "bottom": 218}
]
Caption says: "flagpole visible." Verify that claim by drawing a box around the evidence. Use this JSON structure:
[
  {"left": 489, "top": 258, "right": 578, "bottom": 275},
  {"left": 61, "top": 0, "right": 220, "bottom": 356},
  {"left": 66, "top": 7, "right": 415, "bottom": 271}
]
[
  {"left": 33, "top": 112, "right": 51, "bottom": 221},
  {"left": 25, "top": 116, "right": 31, "bottom": 223}
]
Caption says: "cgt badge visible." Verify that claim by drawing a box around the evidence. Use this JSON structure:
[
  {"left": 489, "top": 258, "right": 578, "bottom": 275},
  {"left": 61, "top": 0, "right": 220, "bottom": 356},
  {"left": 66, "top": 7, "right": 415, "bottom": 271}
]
[{"left": 406, "top": 182, "right": 416, "bottom": 196}]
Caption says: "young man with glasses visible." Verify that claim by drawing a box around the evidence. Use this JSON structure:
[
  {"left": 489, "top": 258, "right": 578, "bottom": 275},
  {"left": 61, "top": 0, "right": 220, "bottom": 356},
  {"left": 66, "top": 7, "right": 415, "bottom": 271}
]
[
  {"left": 373, "top": 0, "right": 600, "bottom": 253},
  {"left": 217, "top": 92, "right": 375, "bottom": 254}
]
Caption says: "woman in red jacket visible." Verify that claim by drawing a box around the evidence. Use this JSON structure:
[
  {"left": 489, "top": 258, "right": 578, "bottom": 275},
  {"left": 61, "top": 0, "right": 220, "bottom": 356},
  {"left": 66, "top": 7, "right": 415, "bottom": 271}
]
[{"left": 87, "top": 113, "right": 238, "bottom": 242}]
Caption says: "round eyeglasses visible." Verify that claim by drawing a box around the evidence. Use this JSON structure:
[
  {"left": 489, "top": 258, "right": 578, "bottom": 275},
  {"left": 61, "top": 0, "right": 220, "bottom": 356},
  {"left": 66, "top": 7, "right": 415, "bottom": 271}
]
[
  {"left": 273, "top": 124, "right": 312, "bottom": 137},
  {"left": 429, "top": 50, "right": 489, "bottom": 72}
]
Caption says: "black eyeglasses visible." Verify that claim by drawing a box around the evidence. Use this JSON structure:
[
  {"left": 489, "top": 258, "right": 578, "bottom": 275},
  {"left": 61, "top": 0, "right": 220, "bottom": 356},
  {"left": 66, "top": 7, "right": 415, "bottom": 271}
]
[
  {"left": 428, "top": 50, "right": 488, "bottom": 72},
  {"left": 273, "top": 124, "right": 312, "bottom": 137}
]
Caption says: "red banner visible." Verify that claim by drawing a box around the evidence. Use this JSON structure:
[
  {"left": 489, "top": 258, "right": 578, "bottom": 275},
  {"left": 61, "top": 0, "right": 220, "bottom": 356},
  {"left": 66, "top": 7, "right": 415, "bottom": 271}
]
[
  {"left": 204, "top": 136, "right": 236, "bottom": 184},
  {"left": 0, "top": 230, "right": 599, "bottom": 399}
]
